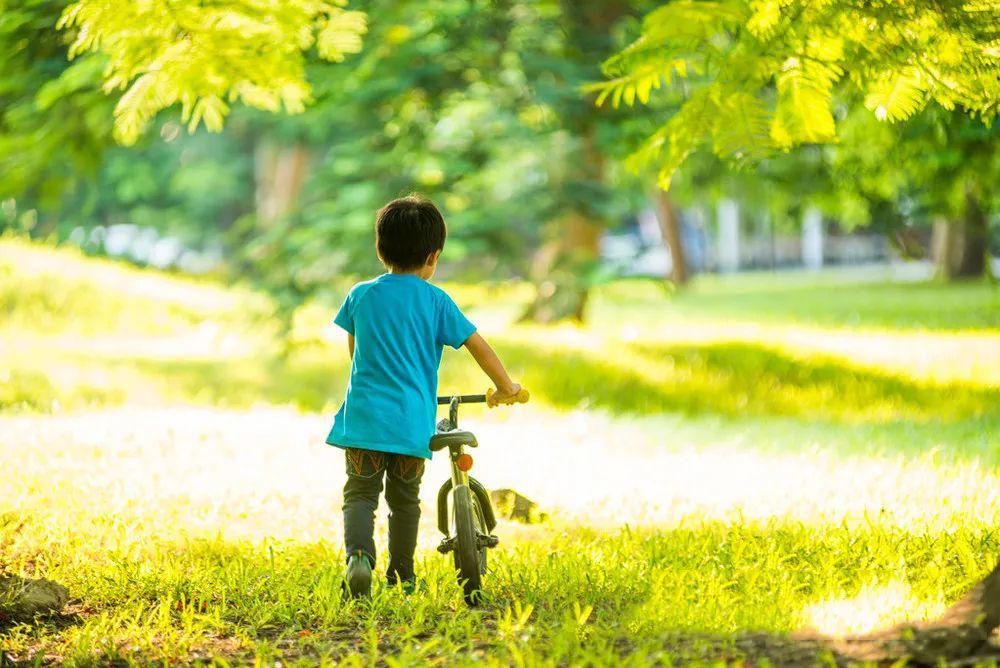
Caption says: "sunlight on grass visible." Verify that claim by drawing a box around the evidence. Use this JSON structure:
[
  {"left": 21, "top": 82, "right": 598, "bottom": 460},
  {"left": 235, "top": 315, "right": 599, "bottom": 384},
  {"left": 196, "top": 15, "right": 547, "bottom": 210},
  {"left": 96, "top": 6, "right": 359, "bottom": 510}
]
[
  {"left": 803, "top": 580, "right": 946, "bottom": 636},
  {"left": 0, "top": 238, "right": 244, "bottom": 313},
  {"left": 3, "top": 407, "right": 997, "bottom": 546}
]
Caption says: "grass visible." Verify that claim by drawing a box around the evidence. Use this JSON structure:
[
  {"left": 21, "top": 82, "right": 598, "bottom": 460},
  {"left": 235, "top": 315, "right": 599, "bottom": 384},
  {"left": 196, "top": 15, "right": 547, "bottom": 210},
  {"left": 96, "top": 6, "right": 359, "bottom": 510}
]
[{"left": 1, "top": 237, "right": 999, "bottom": 665}]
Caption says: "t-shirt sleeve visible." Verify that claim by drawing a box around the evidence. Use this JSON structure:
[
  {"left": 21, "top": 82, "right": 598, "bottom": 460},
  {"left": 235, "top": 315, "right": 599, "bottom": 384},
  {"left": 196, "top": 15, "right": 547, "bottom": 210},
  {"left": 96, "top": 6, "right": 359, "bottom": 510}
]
[
  {"left": 333, "top": 291, "right": 355, "bottom": 335},
  {"left": 437, "top": 293, "right": 477, "bottom": 349}
]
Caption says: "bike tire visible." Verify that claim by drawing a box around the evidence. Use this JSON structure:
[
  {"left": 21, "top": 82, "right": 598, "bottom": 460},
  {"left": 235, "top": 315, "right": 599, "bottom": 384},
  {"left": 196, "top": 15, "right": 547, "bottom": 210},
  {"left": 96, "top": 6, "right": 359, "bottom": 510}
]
[{"left": 452, "top": 484, "right": 486, "bottom": 605}]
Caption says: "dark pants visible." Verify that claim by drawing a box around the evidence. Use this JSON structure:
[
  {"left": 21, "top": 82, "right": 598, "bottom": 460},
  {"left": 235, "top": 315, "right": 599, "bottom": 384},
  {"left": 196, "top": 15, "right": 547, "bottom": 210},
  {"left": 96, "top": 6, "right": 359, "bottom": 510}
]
[{"left": 343, "top": 448, "right": 425, "bottom": 583}]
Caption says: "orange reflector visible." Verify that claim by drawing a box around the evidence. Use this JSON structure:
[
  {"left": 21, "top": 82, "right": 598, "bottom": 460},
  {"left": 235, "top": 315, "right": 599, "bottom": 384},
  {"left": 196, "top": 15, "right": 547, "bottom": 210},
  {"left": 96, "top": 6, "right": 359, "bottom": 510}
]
[{"left": 456, "top": 453, "right": 474, "bottom": 472}]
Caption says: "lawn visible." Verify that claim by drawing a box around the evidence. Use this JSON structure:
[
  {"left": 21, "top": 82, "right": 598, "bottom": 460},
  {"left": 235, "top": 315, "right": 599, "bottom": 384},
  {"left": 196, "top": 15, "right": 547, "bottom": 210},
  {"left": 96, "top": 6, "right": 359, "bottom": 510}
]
[{"left": 1, "top": 238, "right": 998, "bottom": 666}]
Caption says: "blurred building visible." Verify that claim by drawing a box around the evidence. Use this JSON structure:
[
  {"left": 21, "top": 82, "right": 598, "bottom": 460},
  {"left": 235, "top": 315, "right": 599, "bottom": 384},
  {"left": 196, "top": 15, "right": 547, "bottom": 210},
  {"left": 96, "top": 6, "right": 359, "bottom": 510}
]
[{"left": 602, "top": 202, "right": 896, "bottom": 278}]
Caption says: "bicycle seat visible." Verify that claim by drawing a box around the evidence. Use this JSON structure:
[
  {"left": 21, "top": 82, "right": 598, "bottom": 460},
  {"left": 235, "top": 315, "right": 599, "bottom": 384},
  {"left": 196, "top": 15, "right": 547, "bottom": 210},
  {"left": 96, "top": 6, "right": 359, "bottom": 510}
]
[{"left": 429, "top": 430, "right": 478, "bottom": 451}]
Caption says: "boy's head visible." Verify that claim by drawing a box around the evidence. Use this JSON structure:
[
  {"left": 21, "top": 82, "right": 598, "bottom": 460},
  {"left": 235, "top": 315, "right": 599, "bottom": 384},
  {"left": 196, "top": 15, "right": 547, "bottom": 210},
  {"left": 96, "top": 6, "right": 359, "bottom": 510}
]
[{"left": 375, "top": 195, "right": 446, "bottom": 276}]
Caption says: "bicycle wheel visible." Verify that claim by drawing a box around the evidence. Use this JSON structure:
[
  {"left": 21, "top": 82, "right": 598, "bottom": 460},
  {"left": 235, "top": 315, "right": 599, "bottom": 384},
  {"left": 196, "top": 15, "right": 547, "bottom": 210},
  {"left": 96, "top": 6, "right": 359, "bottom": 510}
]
[{"left": 452, "top": 484, "right": 487, "bottom": 605}]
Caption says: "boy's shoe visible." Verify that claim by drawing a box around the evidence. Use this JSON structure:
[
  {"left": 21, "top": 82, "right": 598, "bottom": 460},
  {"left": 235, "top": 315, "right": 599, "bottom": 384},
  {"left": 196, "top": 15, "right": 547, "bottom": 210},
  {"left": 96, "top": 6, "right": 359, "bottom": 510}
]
[
  {"left": 345, "top": 552, "right": 373, "bottom": 598},
  {"left": 387, "top": 576, "right": 423, "bottom": 595}
]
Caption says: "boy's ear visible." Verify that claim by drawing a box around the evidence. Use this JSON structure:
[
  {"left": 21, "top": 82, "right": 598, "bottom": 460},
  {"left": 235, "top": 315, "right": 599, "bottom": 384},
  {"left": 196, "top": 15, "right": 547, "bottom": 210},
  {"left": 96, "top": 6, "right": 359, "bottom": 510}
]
[{"left": 427, "top": 250, "right": 442, "bottom": 266}]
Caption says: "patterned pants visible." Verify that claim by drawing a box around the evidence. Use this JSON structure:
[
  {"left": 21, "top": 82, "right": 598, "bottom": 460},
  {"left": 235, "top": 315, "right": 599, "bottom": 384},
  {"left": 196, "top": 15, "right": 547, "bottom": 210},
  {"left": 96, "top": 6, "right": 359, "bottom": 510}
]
[{"left": 343, "top": 448, "right": 426, "bottom": 583}]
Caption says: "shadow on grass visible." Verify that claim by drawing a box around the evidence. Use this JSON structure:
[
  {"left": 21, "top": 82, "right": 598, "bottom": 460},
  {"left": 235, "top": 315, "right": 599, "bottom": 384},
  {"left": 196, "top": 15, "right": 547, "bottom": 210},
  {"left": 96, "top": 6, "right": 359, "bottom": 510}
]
[
  {"left": 126, "top": 353, "right": 351, "bottom": 412},
  {"left": 115, "top": 339, "right": 997, "bottom": 425},
  {"left": 493, "top": 340, "right": 998, "bottom": 423}
]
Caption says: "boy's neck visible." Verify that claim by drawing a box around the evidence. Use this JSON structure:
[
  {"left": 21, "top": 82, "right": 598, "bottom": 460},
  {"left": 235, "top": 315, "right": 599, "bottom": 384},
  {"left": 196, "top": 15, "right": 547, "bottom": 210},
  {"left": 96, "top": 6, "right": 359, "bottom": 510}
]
[{"left": 389, "top": 267, "right": 432, "bottom": 280}]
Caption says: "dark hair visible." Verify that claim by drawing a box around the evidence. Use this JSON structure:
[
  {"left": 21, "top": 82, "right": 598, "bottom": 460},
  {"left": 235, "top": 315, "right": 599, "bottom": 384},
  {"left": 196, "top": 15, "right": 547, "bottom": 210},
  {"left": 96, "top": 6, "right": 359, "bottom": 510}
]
[{"left": 375, "top": 194, "right": 447, "bottom": 271}]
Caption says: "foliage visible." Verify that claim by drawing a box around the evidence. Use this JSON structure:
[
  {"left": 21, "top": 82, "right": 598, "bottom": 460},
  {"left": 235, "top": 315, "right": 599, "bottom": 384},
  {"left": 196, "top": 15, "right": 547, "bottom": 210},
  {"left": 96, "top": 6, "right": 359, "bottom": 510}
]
[
  {"left": 7, "top": 1, "right": 651, "bottom": 315},
  {"left": 592, "top": 0, "right": 1000, "bottom": 188},
  {"left": 0, "top": 0, "right": 113, "bottom": 207},
  {"left": 825, "top": 106, "right": 1000, "bottom": 225},
  {"left": 97, "top": 0, "right": 647, "bottom": 317},
  {"left": 64, "top": 127, "right": 255, "bottom": 246},
  {"left": 58, "top": 0, "right": 367, "bottom": 144},
  {"left": 228, "top": 0, "right": 567, "bottom": 299}
]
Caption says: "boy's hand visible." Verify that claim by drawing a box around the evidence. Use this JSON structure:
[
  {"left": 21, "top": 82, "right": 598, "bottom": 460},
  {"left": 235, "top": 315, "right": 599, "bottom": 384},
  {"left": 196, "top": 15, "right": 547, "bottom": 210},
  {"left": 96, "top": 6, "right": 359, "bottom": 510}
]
[
  {"left": 464, "top": 333, "right": 525, "bottom": 407},
  {"left": 487, "top": 383, "right": 527, "bottom": 407}
]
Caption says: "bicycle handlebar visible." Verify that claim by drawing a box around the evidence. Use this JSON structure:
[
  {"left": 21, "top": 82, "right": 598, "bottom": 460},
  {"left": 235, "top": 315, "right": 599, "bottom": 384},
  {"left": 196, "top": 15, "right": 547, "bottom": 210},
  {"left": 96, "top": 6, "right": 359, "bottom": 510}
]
[
  {"left": 437, "top": 394, "right": 487, "bottom": 405},
  {"left": 436, "top": 389, "right": 530, "bottom": 406}
]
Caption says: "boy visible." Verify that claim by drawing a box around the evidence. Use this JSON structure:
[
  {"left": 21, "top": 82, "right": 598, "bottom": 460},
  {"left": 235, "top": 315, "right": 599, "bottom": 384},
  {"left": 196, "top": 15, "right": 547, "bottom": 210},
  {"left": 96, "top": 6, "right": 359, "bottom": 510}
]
[{"left": 326, "top": 194, "right": 523, "bottom": 597}]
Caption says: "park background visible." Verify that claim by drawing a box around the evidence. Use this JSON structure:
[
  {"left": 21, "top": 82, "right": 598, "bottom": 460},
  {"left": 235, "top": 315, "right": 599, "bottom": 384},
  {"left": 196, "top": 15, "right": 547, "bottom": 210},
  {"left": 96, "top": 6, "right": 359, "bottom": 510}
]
[{"left": 1, "top": 0, "right": 999, "bottom": 665}]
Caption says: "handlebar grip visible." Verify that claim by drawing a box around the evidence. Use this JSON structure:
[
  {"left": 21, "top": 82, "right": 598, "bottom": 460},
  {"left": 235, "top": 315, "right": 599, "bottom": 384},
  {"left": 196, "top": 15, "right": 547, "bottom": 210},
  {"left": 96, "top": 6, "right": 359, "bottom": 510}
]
[{"left": 486, "top": 387, "right": 530, "bottom": 406}]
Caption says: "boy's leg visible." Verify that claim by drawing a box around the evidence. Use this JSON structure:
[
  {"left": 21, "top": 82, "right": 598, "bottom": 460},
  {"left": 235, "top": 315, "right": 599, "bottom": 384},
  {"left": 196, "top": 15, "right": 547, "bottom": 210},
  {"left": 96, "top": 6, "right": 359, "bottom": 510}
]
[
  {"left": 343, "top": 448, "right": 387, "bottom": 567},
  {"left": 384, "top": 454, "right": 425, "bottom": 584}
]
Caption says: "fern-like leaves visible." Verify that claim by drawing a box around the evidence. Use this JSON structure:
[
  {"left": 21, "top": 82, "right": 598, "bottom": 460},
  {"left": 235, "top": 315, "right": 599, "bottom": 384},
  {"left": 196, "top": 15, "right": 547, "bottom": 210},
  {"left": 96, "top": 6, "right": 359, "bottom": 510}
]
[
  {"left": 864, "top": 67, "right": 926, "bottom": 122},
  {"left": 586, "top": 56, "right": 691, "bottom": 108},
  {"left": 771, "top": 57, "right": 841, "bottom": 147},
  {"left": 627, "top": 85, "right": 772, "bottom": 189},
  {"left": 590, "top": 0, "right": 745, "bottom": 109},
  {"left": 59, "top": 0, "right": 368, "bottom": 145},
  {"left": 713, "top": 91, "right": 773, "bottom": 161}
]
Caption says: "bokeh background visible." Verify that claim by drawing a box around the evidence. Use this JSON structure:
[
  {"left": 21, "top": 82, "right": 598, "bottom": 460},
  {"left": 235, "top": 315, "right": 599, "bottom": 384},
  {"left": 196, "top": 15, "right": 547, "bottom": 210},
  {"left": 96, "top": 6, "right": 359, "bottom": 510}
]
[{"left": 1, "top": 1, "right": 998, "bottom": 665}]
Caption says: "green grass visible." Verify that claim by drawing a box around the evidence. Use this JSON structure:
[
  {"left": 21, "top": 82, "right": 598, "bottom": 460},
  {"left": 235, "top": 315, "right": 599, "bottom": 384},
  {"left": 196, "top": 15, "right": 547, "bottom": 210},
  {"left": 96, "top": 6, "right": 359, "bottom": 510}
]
[
  {"left": 1, "top": 238, "right": 999, "bottom": 665},
  {"left": 586, "top": 273, "right": 1000, "bottom": 331},
  {"left": 2, "top": 523, "right": 996, "bottom": 665}
]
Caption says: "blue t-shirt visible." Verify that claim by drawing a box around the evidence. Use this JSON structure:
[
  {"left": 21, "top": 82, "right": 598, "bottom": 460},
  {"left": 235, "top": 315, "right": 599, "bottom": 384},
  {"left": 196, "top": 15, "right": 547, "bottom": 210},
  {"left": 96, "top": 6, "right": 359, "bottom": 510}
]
[{"left": 326, "top": 273, "right": 477, "bottom": 459}]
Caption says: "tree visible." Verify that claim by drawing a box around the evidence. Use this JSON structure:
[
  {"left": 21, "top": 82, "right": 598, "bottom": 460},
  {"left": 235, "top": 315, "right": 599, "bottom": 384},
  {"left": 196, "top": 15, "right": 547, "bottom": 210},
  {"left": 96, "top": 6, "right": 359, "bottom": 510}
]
[
  {"left": 165, "top": 0, "right": 647, "bottom": 323},
  {"left": 11, "top": 0, "right": 653, "bottom": 322},
  {"left": 58, "top": 0, "right": 368, "bottom": 145},
  {"left": 826, "top": 106, "right": 999, "bottom": 279},
  {"left": 0, "top": 0, "right": 114, "bottom": 227},
  {"left": 593, "top": 0, "right": 999, "bottom": 186},
  {"left": 225, "top": 0, "right": 566, "bottom": 319},
  {"left": 516, "top": 1, "right": 649, "bottom": 322},
  {"left": 591, "top": 0, "right": 999, "bottom": 277}
]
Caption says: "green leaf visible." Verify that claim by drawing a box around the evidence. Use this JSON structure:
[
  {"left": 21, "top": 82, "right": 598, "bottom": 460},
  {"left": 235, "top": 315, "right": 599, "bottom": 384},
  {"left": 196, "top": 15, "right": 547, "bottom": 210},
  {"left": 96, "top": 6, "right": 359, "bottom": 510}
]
[
  {"left": 712, "top": 90, "right": 772, "bottom": 161},
  {"left": 771, "top": 57, "right": 840, "bottom": 147},
  {"left": 586, "top": 59, "right": 687, "bottom": 108},
  {"left": 188, "top": 96, "right": 229, "bottom": 134},
  {"left": 316, "top": 8, "right": 367, "bottom": 62},
  {"left": 626, "top": 86, "right": 720, "bottom": 190},
  {"left": 864, "top": 67, "right": 926, "bottom": 122},
  {"left": 640, "top": 0, "right": 746, "bottom": 43},
  {"left": 746, "top": 0, "right": 785, "bottom": 37},
  {"left": 59, "top": 0, "right": 367, "bottom": 143}
]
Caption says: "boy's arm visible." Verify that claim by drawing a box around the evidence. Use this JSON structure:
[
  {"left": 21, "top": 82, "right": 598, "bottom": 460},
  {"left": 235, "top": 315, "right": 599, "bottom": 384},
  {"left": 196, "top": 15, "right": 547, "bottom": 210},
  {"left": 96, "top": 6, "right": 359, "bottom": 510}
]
[
  {"left": 463, "top": 332, "right": 520, "bottom": 405},
  {"left": 348, "top": 334, "right": 355, "bottom": 359}
]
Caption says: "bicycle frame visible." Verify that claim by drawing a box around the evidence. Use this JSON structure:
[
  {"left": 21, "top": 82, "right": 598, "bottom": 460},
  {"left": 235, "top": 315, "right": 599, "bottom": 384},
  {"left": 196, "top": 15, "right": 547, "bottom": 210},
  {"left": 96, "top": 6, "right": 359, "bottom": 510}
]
[
  {"left": 434, "top": 396, "right": 498, "bottom": 540},
  {"left": 447, "top": 397, "right": 469, "bottom": 487},
  {"left": 434, "top": 396, "right": 497, "bottom": 536},
  {"left": 435, "top": 392, "right": 527, "bottom": 603}
]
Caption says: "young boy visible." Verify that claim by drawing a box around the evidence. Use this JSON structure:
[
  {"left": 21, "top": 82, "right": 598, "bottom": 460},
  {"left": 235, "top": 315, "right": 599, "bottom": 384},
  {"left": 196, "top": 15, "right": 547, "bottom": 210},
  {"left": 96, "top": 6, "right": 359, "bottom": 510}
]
[{"left": 326, "top": 194, "right": 523, "bottom": 597}]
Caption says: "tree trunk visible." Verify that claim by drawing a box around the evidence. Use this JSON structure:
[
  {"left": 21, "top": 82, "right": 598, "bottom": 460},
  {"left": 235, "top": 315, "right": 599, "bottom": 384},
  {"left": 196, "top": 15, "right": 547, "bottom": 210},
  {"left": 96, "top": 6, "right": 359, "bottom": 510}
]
[
  {"left": 958, "top": 189, "right": 988, "bottom": 277},
  {"left": 653, "top": 190, "right": 689, "bottom": 285},
  {"left": 521, "top": 0, "right": 629, "bottom": 324},
  {"left": 522, "top": 122, "right": 605, "bottom": 323},
  {"left": 801, "top": 207, "right": 824, "bottom": 269},
  {"left": 521, "top": 211, "right": 602, "bottom": 323},
  {"left": 255, "top": 140, "right": 311, "bottom": 227},
  {"left": 932, "top": 190, "right": 988, "bottom": 280},
  {"left": 932, "top": 217, "right": 957, "bottom": 279}
]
